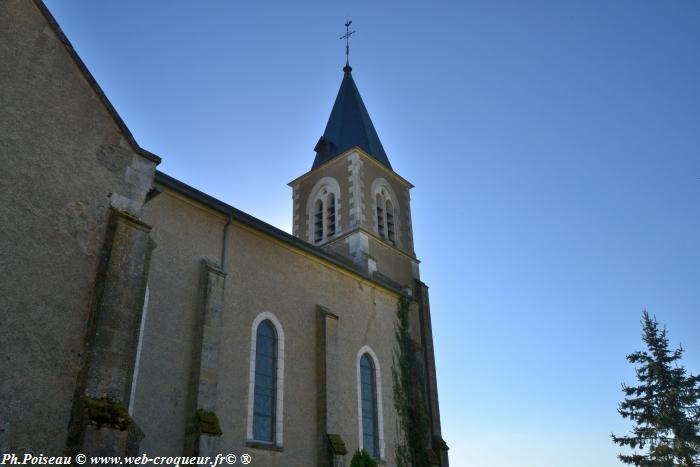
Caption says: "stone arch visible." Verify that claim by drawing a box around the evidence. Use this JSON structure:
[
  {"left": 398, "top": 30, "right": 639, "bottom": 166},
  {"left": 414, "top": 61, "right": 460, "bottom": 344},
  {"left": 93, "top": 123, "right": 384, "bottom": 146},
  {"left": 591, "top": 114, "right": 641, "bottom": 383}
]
[
  {"left": 306, "top": 176, "right": 341, "bottom": 243},
  {"left": 246, "top": 311, "right": 285, "bottom": 446},
  {"left": 356, "top": 345, "right": 385, "bottom": 460}
]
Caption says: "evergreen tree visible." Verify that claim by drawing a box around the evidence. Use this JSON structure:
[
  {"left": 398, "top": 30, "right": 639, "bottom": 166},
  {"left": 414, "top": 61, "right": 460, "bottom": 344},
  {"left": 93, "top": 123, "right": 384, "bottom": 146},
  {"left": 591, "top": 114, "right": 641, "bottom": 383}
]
[{"left": 612, "top": 311, "right": 700, "bottom": 466}]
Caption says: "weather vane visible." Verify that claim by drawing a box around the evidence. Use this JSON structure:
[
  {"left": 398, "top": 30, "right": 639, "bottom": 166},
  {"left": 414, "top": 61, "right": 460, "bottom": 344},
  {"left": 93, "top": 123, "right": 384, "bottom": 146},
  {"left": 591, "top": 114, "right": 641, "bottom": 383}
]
[{"left": 340, "top": 20, "right": 355, "bottom": 67}]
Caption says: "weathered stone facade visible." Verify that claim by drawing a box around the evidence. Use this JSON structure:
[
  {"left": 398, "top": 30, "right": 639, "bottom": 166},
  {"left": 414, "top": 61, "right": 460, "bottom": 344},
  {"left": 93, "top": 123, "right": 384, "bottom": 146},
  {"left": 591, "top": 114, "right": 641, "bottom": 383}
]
[
  {"left": 1, "top": 0, "right": 157, "bottom": 455},
  {"left": 1, "top": 1, "right": 447, "bottom": 465},
  {"left": 290, "top": 149, "right": 420, "bottom": 290}
]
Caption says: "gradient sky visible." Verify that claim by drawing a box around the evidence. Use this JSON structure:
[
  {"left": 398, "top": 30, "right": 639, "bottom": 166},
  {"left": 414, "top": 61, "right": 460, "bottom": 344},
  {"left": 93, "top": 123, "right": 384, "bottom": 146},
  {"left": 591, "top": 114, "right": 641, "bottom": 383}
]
[{"left": 42, "top": 1, "right": 700, "bottom": 465}]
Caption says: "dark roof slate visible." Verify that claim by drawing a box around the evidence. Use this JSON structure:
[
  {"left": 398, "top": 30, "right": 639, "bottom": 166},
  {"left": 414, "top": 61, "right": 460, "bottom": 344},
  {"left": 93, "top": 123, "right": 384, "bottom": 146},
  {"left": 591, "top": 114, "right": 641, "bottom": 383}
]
[{"left": 312, "top": 66, "right": 391, "bottom": 170}]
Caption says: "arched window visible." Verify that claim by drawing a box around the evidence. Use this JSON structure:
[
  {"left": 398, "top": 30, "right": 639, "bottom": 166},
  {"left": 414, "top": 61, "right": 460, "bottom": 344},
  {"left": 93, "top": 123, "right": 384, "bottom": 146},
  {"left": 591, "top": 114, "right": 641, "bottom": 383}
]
[
  {"left": 372, "top": 179, "right": 400, "bottom": 247},
  {"left": 247, "top": 313, "right": 285, "bottom": 447},
  {"left": 376, "top": 194, "right": 385, "bottom": 239},
  {"left": 253, "top": 320, "right": 277, "bottom": 442},
  {"left": 360, "top": 353, "right": 380, "bottom": 459},
  {"left": 385, "top": 200, "right": 395, "bottom": 244},
  {"left": 306, "top": 177, "right": 341, "bottom": 244},
  {"left": 314, "top": 199, "right": 324, "bottom": 244}
]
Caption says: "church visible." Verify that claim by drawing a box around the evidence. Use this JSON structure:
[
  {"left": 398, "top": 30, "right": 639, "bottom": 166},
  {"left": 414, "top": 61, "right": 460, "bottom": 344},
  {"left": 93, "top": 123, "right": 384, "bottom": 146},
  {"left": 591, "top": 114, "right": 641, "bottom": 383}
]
[{"left": 0, "top": 1, "right": 448, "bottom": 466}]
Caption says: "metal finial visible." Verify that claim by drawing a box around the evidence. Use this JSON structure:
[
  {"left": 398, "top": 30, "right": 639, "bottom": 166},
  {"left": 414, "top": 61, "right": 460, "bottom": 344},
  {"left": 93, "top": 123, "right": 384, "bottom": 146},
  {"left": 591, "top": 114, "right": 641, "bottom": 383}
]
[{"left": 340, "top": 20, "right": 355, "bottom": 71}]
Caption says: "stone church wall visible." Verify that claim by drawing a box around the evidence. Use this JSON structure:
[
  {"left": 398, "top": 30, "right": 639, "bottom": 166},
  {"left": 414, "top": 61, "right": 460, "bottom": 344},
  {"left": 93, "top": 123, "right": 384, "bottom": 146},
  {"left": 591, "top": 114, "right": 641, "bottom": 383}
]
[
  {"left": 0, "top": 0, "right": 157, "bottom": 454},
  {"left": 367, "top": 236, "right": 418, "bottom": 289},
  {"left": 137, "top": 187, "right": 401, "bottom": 466},
  {"left": 2, "top": 2, "right": 446, "bottom": 462},
  {"left": 134, "top": 191, "right": 227, "bottom": 453},
  {"left": 222, "top": 223, "right": 400, "bottom": 466}
]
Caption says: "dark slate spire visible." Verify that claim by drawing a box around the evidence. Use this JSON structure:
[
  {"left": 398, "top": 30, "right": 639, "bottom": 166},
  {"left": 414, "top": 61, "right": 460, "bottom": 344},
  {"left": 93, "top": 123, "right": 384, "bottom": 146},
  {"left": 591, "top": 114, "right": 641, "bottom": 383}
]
[{"left": 312, "top": 67, "right": 392, "bottom": 170}]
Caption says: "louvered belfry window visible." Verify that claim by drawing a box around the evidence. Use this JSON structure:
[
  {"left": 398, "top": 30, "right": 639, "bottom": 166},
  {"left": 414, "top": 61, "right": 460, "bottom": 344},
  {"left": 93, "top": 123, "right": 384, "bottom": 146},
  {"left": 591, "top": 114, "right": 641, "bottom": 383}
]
[
  {"left": 314, "top": 199, "right": 324, "bottom": 243},
  {"left": 376, "top": 194, "right": 385, "bottom": 239},
  {"left": 385, "top": 200, "right": 395, "bottom": 244},
  {"left": 327, "top": 193, "right": 336, "bottom": 237}
]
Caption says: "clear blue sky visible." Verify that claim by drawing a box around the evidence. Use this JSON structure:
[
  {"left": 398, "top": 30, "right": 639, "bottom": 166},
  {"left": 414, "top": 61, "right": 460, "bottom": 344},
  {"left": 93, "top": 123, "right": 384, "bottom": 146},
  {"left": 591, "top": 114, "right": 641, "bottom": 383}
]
[{"left": 43, "top": 1, "right": 700, "bottom": 465}]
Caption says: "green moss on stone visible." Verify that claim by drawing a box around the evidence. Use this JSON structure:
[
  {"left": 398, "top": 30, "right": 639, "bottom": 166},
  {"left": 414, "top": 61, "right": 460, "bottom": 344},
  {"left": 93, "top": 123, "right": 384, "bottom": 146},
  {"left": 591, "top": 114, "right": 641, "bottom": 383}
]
[
  {"left": 196, "top": 409, "right": 222, "bottom": 436},
  {"left": 83, "top": 396, "right": 132, "bottom": 430},
  {"left": 327, "top": 433, "right": 348, "bottom": 455},
  {"left": 349, "top": 449, "right": 377, "bottom": 467}
]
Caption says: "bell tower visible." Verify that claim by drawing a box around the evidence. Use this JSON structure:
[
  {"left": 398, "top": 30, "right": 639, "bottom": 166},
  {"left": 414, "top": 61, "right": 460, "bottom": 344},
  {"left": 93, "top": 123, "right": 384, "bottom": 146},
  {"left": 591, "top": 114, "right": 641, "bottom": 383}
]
[{"left": 288, "top": 63, "right": 420, "bottom": 291}]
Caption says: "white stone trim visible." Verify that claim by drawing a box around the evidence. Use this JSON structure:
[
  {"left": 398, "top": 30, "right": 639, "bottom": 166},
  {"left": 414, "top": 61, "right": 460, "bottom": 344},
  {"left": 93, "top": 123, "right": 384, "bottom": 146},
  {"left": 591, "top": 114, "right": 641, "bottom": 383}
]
[
  {"left": 292, "top": 184, "right": 300, "bottom": 237},
  {"left": 403, "top": 187, "right": 414, "bottom": 251},
  {"left": 356, "top": 345, "right": 385, "bottom": 460},
  {"left": 347, "top": 152, "right": 362, "bottom": 228},
  {"left": 346, "top": 230, "right": 370, "bottom": 267},
  {"left": 246, "top": 312, "right": 285, "bottom": 446},
  {"left": 128, "top": 284, "right": 149, "bottom": 416},
  {"left": 411, "top": 260, "right": 421, "bottom": 280}
]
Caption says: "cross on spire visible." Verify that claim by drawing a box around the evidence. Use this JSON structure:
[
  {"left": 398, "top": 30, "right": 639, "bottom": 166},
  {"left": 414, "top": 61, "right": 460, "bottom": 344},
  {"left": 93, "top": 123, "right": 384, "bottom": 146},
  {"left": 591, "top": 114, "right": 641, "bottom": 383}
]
[{"left": 340, "top": 20, "right": 355, "bottom": 71}]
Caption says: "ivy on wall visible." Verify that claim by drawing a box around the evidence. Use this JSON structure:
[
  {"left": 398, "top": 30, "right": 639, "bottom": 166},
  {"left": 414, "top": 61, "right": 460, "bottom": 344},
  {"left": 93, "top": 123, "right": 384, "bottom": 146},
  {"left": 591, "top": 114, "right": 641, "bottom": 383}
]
[{"left": 392, "top": 296, "right": 433, "bottom": 467}]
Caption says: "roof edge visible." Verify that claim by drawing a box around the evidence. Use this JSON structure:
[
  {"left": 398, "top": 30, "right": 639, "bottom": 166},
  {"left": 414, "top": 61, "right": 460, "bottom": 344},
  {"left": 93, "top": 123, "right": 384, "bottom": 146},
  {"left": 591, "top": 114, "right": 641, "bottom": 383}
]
[
  {"left": 32, "top": 0, "right": 161, "bottom": 165},
  {"left": 288, "top": 146, "right": 414, "bottom": 188},
  {"left": 154, "top": 170, "right": 407, "bottom": 296}
]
